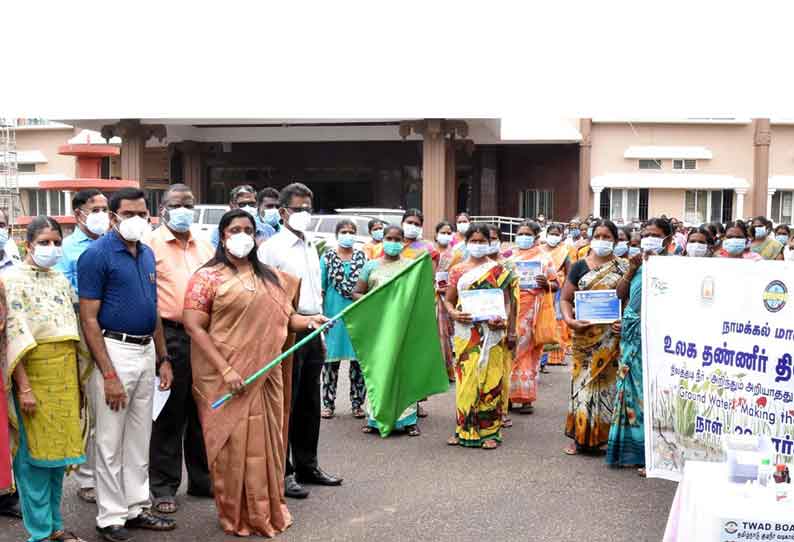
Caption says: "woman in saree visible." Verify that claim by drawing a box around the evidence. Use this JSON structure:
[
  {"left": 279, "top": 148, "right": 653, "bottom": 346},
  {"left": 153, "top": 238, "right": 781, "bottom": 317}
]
[
  {"left": 433, "top": 221, "right": 457, "bottom": 382},
  {"left": 362, "top": 219, "right": 384, "bottom": 261},
  {"left": 607, "top": 218, "right": 672, "bottom": 476},
  {"left": 717, "top": 221, "right": 762, "bottom": 260},
  {"left": 183, "top": 210, "right": 326, "bottom": 538},
  {"left": 444, "top": 223, "right": 517, "bottom": 449},
  {"left": 540, "top": 223, "right": 572, "bottom": 367},
  {"left": 401, "top": 208, "right": 436, "bottom": 262},
  {"left": 749, "top": 216, "right": 784, "bottom": 260},
  {"left": 4, "top": 217, "right": 89, "bottom": 542},
  {"left": 352, "top": 225, "right": 420, "bottom": 436},
  {"left": 560, "top": 219, "right": 628, "bottom": 456},
  {"left": 509, "top": 221, "right": 558, "bottom": 414}
]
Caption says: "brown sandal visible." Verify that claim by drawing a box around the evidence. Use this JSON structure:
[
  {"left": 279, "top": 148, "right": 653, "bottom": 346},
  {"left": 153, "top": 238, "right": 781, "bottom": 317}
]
[
  {"left": 361, "top": 425, "right": 377, "bottom": 434},
  {"left": 447, "top": 435, "right": 460, "bottom": 446},
  {"left": 482, "top": 439, "right": 500, "bottom": 450},
  {"left": 321, "top": 408, "right": 334, "bottom": 419},
  {"left": 154, "top": 496, "right": 177, "bottom": 514},
  {"left": 563, "top": 444, "right": 578, "bottom": 455},
  {"left": 406, "top": 425, "right": 421, "bottom": 437},
  {"left": 76, "top": 487, "right": 96, "bottom": 503},
  {"left": 502, "top": 416, "right": 513, "bottom": 428},
  {"left": 49, "top": 530, "right": 86, "bottom": 542}
]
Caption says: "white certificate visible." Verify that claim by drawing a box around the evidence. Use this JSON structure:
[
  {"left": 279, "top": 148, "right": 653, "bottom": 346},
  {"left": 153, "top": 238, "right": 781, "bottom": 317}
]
[
  {"left": 574, "top": 289, "right": 621, "bottom": 324},
  {"left": 459, "top": 289, "right": 507, "bottom": 322}
]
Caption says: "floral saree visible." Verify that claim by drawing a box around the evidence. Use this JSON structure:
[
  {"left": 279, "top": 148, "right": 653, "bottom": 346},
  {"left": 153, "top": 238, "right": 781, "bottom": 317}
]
[
  {"left": 606, "top": 266, "right": 645, "bottom": 466},
  {"left": 751, "top": 238, "right": 784, "bottom": 260},
  {"left": 436, "top": 245, "right": 456, "bottom": 380},
  {"left": 450, "top": 259, "right": 514, "bottom": 447},
  {"left": 565, "top": 258, "right": 628, "bottom": 450},
  {"left": 544, "top": 243, "right": 572, "bottom": 366}
]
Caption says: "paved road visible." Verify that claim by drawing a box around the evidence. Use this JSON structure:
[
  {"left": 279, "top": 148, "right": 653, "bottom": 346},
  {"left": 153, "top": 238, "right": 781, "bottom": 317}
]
[{"left": 0, "top": 364, "right": 676, "bottom": 542}]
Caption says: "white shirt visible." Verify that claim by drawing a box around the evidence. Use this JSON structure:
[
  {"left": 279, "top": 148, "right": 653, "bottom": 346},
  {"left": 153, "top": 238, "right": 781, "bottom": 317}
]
[
  {"left": 0, "top": 239, "right": 21, "bottom": 275},
  {"left": 257, "top": 228, "right": 323, "bottom": 315}
]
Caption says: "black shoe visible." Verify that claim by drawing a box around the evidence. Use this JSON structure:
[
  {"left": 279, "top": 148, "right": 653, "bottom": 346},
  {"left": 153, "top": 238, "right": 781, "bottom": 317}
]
[
  {"left": 296, "top": 467, "right": 343, "bottom": 486},
  {"left": 96, "top": 525, "right": 134, "bottom": 542},
  {"left": 125, "top": 510, "right": 176, "bottom": 531},
  {"left": 0, "top": 501, "right": 22, "bottom": 519},
  {"left": 285, "top": 474, "right": 310, "bottom": 499},
  {"left": 186, "top": 486, "right": 214, "bottom": 498}
]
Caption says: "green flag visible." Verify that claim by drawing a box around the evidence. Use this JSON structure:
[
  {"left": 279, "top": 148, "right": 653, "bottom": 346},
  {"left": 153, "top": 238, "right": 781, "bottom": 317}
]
[{"left": 343, "top": 253, "right": 449, "bottom": 436}]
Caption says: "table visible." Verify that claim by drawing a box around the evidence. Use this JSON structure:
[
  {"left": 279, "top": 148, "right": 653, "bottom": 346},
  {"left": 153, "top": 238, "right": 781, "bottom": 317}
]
[{"left": 664, "top": 461, "right": 794, "bottom": 541}]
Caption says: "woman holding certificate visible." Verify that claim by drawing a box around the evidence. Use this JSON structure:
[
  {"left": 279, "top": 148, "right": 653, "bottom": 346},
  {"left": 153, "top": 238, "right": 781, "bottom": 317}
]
[
  {"left": 606, "top": 218, "right": 671, "bottom": 475},
  {"left": 509, "top": 221, "right": 559, "bottom": 413},
  {"left": 444, "top": 223, "right": 517, "bottom": 449},
  {"left": 560, "top": 219, "right": 628, "bottom": 456}
]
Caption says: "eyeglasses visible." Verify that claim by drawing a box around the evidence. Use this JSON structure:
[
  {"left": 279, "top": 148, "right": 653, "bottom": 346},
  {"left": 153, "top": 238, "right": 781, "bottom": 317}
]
[{"left": 286, "top": 206, "right": 313, "bottom": 214}]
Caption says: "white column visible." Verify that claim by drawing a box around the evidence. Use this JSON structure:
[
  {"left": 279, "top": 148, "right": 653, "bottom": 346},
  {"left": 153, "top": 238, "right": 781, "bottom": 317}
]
[
  {"left": 767, "top": 188, "right": 776, "bottom": 219},
  {"left": 735, "top": 188, "right": 747, "bottom": 220},
  {"left": 592, "top": 188, "right": 602, "bottom": 218},
  {"left": 64, "top": 190, "right": 72, "bottom": 215}
]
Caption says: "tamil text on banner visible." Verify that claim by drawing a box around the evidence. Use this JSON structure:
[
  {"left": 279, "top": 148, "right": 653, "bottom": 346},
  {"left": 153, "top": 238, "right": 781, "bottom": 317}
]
[{"left": 643, "top": 257, "right": 794, "bottom": 481}]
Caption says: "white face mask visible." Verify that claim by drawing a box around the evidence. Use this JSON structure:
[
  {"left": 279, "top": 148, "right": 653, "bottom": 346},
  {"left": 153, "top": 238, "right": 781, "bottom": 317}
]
[
  {"left": 489, "top": 241, "right": 501, "bottom": 254},
  {"left": 32, "top": 244, "right": 62, "bottom": 269},
  {"left": 288, "top": 211, "right": 312, "bottom": 233},
  {"left": 117, "top": 215, "right": 149, "bottom": 242},
  {"left": 546, "top": 234, "right": 562, "bottom": 247},
  {"left": 84, "top": 211, "right": 110, "bottom": 236},
  {"left": 225, "top": 232, "right": 255, "bottom": 258},
  {"left": 456, "top": 222, "right": 470, "bottom": 234},
  {"left": 590, "top": 239, "right": 614, "bottom": 257},
  {"left": 403, "top": 223, "right": 422, "bottom": 240},
  {"left": 241, "top": 205, "right": 258, "bottom": 218},
  {"left": 640, "top": 236, "right": 664, "bottom": 254},
  {"left": 686, "top": 242, "right": 708, "bottom": 257},
  {"left": 436, "top": 233, "right": 453, "bottom": 246}
]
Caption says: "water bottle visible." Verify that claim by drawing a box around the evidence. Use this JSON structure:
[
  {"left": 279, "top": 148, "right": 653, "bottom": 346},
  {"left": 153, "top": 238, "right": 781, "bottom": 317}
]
[{"left": 758, "top": 458, "right": 774, "bottom": 487}]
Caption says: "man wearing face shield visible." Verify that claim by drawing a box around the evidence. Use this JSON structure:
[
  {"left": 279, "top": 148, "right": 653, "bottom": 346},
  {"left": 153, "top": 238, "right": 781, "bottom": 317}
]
[
  {"left": 53, "top": 189, "right": 109, "bottom": 505},
  {"left": 257, "top": 182, "right": 343, "bottom": 500},
  {"left": 211, "top": 185, "right": 275, "bottom": 248},
  {"left": 142, "top": 184, "right": 215, "bottom": 514}
]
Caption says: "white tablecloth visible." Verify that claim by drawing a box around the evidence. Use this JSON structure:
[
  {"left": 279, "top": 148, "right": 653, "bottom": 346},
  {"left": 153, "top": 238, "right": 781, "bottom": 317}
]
[{"left": 664, "top": 461, "right": 794, "bottom": 541}]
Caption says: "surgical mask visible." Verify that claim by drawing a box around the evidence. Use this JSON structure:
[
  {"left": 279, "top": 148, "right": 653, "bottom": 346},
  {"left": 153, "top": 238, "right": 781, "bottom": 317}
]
[
  {"left": 467, "top": 243, "right": 491, "bottom": 259},
  {"left": 516, "top": 235, "right": 535, "bottom": 250},
  {"left": 776, "top": 234, "right": 789, "bottom": 246},
  {"left": 687, "top": 242, "right": 708, "bottom": 257},
  {"left": 32, "top": 244, "right": 62, "bottom": 269},
  {"left": 0, "top": 229, "right": 8, "bottom": 248},
  {"left": 590, "top": 239, "right": 614, "bottom": 257},
  {"left": 754, "top": 226, "right": 767, "bottom": 239},
  {"left": 262, "top": 208, "right": 280, "bottom": 227},
  {"left": 117, "top": 215, "right": 149, "bottom": 242},
  {"left": 640, "top": 236, "right": 664, "bottom": 254},
  {"left": 613, "top": 241, "right": 629, "bottom": 257},
  {"left": 288, "top": 211, "right": 312, "bottom": 233},
  {"left": 337, "top": 233, "right": 355, "bottom": 248},
  {"left": 456, "top": 222, "right": 470, "bottom": 234},
  {"left": 628, "top": 246, "right": 641, "bottom": 258},
  {"left": 241, "top": 205, "right": 257, "bottom": 218},
  {"left": 403, "top": 223, "right": 422, "bottom": 240},
  {"left": 371, "top": 229, "right": 384, "bottom": 241},
  {"left": 489, "top": 241, "right": 501, "bottom": 255},
  {"left": 587, "top": 227, "right": 593, "bottom": 238},
  {"left": 225, "top": 232, "right": 255, "bottom": 258},
  {"left": 723, "top": 238, "right": 746, "bottom": 255},
  {"left": 84, "top": 211, "right": 110, "bottom": 236},
  {"left": 436, "top": 233, "right": 453, "bottom": 246},
  {"left": 383, "top": 241, "right": 403, "bottom": 257},
  {"left": 166, "top": 207, "right": 194, "bottom": 233},
  {"left": 546, "top": 234, "right": 561, "bottom": 247},
  {"left": 568, "top": 229, "right": 580, "bottom": 239}
]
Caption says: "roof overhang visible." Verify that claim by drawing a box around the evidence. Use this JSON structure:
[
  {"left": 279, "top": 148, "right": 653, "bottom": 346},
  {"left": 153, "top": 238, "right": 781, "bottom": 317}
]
[
  {"left": 12, "top": 150, "right": 48, "bottom": 164},
  {"left": 769, "top": 176, "right": 794, "bottom": 190},
  {"left": 591, "top": 173, "right": 749, "bottom": 190},
  {"left": 624, "top": 146, "right": 712, "bottom": 160}
]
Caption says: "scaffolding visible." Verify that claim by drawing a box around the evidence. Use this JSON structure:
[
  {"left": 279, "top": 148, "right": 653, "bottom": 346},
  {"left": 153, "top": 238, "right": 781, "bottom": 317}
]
[{"left": 0, "top": 118, "right": 21, "bottom": 224}]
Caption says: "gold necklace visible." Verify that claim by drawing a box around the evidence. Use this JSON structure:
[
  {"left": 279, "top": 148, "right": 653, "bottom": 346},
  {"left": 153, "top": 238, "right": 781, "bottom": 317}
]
[{"left": 235, "top": 271, "right": 257, "bottom": 292}]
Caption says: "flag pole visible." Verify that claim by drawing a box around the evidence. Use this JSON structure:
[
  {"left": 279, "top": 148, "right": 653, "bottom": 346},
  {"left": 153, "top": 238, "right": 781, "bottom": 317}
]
[{"left": 209, "top": 253, "right": 430, "bottom": 410}]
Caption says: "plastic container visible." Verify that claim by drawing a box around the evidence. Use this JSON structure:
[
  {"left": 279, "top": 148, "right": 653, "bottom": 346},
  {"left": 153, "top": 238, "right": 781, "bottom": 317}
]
[{"left": 758, "top": 458, "right": 774, "bottom": 487}]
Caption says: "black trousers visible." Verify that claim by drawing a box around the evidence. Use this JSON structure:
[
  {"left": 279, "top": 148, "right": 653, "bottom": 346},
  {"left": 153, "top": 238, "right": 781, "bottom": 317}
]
[
  {"left": 149, "top": 323, "right": 212, "bottom": 497},
  {"left": 285, "top": 331, "right": 324, "bottom": 476}
]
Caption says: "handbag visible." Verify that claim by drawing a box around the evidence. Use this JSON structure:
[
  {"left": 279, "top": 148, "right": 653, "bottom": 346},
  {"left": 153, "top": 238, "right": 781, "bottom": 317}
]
[{"left": 533, "top": 290, "right": 561, "bottom": 346}]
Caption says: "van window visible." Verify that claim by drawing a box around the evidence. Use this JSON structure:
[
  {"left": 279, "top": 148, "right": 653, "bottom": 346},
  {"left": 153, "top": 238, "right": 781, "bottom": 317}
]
[{"left": 205, "top": 208, "right": 226, "bottom": 225}]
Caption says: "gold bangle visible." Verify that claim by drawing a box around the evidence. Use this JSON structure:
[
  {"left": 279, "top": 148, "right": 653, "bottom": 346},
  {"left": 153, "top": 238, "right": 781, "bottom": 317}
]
[
  {"left": 222, "top": 366, "right": 233, "bottom": 377},
  {"left": 18, "top": 387, "right": 32, "bottom": 394}
]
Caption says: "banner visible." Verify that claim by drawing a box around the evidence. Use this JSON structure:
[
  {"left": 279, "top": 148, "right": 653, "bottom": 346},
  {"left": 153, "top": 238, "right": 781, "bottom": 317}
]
[{"left": 643, "top": 257, "right": 794, "bottom": 481}]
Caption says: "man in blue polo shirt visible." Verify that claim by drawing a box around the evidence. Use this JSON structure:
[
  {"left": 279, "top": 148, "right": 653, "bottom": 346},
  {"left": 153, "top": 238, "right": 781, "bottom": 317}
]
[
  {"left": 78, "top": 187, "right": 176, "bottom": 542},
  {"left": 54, "top": 188, "right": 109, "bottom": 505}
]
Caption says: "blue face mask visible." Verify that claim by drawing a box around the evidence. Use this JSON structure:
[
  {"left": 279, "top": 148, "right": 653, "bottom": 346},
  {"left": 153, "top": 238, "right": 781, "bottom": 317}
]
[
  {"left": 166, "top": 207, "right": 194, "bottom": 233},
  {"left": 568, "top": 229, "right": 580, "bottom": 239},
  {"left": 337, "top": 233, "right": 355, "bottom": 248},
  {"left": 467, "top": 243, "right": 491, "bottom": 259},
  {"left": 262, "top": 208, "right": 280, "bottom": 227},
  {"left": 613, "top": 241, "right": 629, "bottom": 257},
  {"left": 371, "top": 229, "right": 384, "bottom": 242},
  {"left": 516, "top": 235, "right": 535, "bottom": 250},
  {"left": 776, "top": 234, "right": 789, "bottom": 246},
  {"left": 590, "top": 239, "right": 614, "bottom": 257},
  {"left": 754, "top": 226, "right": 767, "bottom": 239},
  {"left": 723, "top": 238, "right": 746, "bottom": 255},
  {"left": 628, "top": 246, "right": 641, "bottom": 258},
  {"left": 587, "top": 228, "right": 593, "bottom": 238},
  {"left": 383, "top": 240, "right": 403, "bottom": 256}
]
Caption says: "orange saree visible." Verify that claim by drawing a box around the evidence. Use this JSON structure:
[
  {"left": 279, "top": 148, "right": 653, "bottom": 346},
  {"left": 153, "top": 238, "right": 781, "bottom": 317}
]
[
  {"left": 185, "top": 264, "right": 299, "bottom": 538},
  {"left": 543, "top": 243, "right": 573, "bottom": 366}
]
